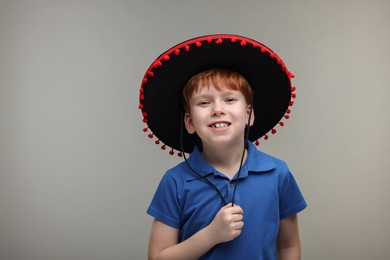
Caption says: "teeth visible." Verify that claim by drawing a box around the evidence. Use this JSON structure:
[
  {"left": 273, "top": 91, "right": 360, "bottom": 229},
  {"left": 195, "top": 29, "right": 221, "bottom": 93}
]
[{"left": 213, "top": 123, "right": 228, "bottom": 128}]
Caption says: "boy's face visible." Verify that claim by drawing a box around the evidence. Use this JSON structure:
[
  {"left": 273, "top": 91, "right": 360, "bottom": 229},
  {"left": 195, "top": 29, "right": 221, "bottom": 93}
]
[{"left": 184, "top": 84, "right": 254, "bottom": 149}]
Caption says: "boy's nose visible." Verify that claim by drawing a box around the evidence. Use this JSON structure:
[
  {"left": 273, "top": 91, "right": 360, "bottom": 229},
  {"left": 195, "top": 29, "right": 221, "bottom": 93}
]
[{"left": 211, "top": 102, "right": 225, "bottom": 116}]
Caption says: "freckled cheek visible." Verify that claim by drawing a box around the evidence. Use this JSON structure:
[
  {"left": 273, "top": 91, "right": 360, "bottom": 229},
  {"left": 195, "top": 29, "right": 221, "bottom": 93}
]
[{"left": 189, "top": 110, "right": 208, "bottom": 125}]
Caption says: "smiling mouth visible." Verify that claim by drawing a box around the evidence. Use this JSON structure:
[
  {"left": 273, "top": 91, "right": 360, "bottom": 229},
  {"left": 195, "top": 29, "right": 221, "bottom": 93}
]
[{"left": 210, "top": 123, "right": 231, "bottom": 128}]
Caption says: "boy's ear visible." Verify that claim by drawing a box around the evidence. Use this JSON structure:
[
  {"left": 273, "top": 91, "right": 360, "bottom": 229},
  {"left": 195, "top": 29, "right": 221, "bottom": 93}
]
[
  {"left": 247, "top": 106, "right": 255, "bottom": 126},
  {"left": 184, "top": 112, "right": 196, "bottom": 134}
]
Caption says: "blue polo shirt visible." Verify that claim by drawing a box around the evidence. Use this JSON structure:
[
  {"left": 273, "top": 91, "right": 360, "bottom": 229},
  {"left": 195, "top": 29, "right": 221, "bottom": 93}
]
[{"left": 147, "top": 141, "right": 307, "bottom": 259}]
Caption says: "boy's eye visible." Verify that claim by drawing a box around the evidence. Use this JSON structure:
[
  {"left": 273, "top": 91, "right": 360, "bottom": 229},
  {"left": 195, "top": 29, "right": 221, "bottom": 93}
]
[
  {"left": 225, "top": 97, "right": 237, "bottom": 103},
  {"left": 198, "top": 100, "right": 210, "bottom": 105}
]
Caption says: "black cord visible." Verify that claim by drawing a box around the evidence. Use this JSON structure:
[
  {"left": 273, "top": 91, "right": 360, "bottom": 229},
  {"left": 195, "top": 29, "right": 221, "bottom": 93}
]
[
  {"left": 180, "top": 115, "right": 227, "bottom": 205},
  {"left": 231, "top": 107, "right": 253, "bottom": 206},
  {"left": 179, "top": 107, "right": 253, "bottom": 207}
]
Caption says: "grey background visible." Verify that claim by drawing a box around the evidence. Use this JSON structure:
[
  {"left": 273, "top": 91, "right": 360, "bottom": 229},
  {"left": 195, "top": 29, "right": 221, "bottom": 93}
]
[{"left": 1, "top": 0, "right": 389, "bottom": 259}]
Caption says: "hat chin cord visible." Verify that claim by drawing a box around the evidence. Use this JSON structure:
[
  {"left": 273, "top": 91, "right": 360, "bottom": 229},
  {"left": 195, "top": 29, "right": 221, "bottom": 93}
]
[
  {"left": 180, "top": 114, "right": 227, "bottom": 205},
  {"left": 179, "top": 107, "right": 253, "bottom": 207}
]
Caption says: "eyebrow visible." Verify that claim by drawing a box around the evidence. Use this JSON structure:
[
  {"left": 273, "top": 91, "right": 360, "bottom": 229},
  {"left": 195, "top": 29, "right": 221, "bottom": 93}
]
[{"left": 195, "top": 89, "right": 240, "bottom": 96}]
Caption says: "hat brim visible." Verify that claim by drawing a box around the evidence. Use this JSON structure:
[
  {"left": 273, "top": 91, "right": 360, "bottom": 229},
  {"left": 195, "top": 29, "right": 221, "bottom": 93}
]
[{"left": 139, "top": 34, "right": 295, "bottom": 154}]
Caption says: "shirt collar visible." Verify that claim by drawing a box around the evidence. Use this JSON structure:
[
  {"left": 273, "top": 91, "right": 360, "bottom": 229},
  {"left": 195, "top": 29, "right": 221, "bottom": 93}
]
[{"left": 185, "top": 141, "right": 276, "bottom": 181}]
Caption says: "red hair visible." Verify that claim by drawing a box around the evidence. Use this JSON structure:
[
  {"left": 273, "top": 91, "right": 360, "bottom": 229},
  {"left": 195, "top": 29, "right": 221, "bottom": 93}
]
[{"left": 182, "top": 69, "right": 253, "bottom": 112}]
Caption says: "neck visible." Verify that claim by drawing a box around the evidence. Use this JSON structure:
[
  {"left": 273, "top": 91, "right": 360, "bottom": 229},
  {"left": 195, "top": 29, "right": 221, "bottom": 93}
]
[{"left": 201, "top": 140, "right": 247, "bottom": 179}]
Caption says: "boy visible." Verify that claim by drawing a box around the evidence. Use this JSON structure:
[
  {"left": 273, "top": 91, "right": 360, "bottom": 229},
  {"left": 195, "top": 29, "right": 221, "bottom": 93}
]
[{"left": 139, "top": 35, "right": 306, "bottom": 259}]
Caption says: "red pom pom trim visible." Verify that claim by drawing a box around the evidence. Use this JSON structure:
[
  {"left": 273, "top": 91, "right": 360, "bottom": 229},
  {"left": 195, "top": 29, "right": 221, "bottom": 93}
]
[{"left": 153, "top": 60, "right": 162, "bottom": 67}]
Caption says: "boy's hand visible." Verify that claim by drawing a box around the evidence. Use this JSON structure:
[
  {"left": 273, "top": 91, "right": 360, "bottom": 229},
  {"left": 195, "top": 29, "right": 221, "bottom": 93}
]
[{"left": 207, "top": 203, "right": 244, "bottom": 244}]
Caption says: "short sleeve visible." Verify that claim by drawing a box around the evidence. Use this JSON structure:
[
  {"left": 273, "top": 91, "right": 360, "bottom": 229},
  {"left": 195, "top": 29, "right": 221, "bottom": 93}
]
[
  {"left": 147, "top": 172, "right": 182, "bottom": 228},
  {"left": 279, "top": 169, "right": 307, "bottom": 219}
]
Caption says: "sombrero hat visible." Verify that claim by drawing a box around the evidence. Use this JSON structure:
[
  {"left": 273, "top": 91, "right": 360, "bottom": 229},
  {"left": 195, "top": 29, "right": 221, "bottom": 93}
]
[{"left": 139, "top": 34, "right": 296, "bottom": 156}]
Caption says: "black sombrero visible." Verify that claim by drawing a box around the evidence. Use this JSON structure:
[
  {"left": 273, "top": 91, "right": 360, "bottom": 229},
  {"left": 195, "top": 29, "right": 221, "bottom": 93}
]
[{"left": 139, "top": 34, "right": 296, "bottom": 156}]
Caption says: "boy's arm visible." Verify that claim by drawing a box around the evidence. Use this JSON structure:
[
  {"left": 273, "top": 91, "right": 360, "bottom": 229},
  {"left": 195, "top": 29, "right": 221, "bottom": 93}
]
[
  {"left": 277, "top": 214, "right": 301, "bottom": 260},
  {"left": 148, "top": 203, "right": 244, "bottom": 260}
]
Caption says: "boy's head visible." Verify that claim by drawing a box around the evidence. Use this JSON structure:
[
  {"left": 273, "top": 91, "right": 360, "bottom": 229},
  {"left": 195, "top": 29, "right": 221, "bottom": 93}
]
[{"left": 182, "top": 68, "right": 253, "bottom": 113}]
